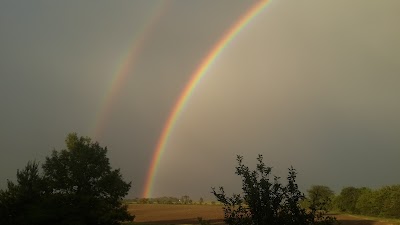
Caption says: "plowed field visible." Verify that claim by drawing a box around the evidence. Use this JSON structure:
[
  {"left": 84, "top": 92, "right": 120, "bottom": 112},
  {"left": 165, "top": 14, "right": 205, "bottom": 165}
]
[{"left": 128, "top": 204, "right": 393, "bottom": 225}]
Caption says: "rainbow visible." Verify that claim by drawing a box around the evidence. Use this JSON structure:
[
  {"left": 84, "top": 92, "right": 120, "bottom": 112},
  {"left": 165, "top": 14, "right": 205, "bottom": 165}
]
[
  {"left": 143, "top": 0, "right": 271, "bottom": 198},
  {"left": 92, "top": 2, "right": 170, "bottom": 140}
]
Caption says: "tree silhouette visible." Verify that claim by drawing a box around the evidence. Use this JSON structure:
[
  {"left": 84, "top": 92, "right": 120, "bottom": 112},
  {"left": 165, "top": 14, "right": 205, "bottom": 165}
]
[
  {"left": 0, "top": 133, "right": 134, "bottom": 225},
  {"left": 212, "top": 155, "right": 337, "bottom": 225}
]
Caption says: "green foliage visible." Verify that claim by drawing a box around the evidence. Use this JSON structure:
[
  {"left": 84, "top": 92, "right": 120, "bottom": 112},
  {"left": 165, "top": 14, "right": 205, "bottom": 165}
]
[
  {"left": 350, "top": 185, "right": 400, "bottom": 218},
  {"left": 354, "top": 188, "right": 377, "bottom": 216},
  {"left": 334, "top": 185, "right": 400, "bottom": 219},
  {"left": 152, "top": 196, "right": 180, "bottom": 204},
  {"left": 138, "top": 198, "right": 150, "bottom": 204},
  {"left": 335, "top": 186, "right": 368, "bottom": 214},
  {"left": 380, "top": 185, "right": 400, "bottom": 218},
  {"left": 307, "top": 185, "right": 335, "bottom": 211},
  {"left": 0, "top": 133, "right": 134, "bottom": 225},
  {"left": 140, "top": 196, "right": 180, "bottom": 204},
  {"left": 212, "top": 155, "right": 337, "bottom": 225}
]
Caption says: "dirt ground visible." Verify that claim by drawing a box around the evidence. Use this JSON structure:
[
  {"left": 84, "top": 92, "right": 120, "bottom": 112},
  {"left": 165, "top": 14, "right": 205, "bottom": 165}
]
[
  {"left": 128, "top": 204, "right": 225, "bottom": 224},
  {"left": 333, "top": 214, "right": 394, "bottom": 225},
  {"left": 128, "top": 204, "right": 393, "bottom": 225}
]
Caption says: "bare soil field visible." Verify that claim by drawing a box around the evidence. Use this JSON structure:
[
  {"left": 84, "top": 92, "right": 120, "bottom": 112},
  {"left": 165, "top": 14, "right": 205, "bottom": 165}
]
[
  {"left": 128, "top": 204, "right": 394, "bottom": 225},
  {"left": 128, "top": 204, "right": 225, "bottom": 224}
]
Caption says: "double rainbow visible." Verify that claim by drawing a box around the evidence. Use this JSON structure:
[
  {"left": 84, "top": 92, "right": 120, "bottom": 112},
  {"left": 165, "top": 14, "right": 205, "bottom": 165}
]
[{"left": 143, "top": 0, "right": 271, "bottom": 198}]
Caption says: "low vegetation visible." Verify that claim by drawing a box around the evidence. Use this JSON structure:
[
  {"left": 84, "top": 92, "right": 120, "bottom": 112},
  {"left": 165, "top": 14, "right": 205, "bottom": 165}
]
[
  {"left": 212, "top": 155, "right": 337, "bottom": 225},
  {"left": 334, "top": 185, "right": 400, "bottom": 218}
]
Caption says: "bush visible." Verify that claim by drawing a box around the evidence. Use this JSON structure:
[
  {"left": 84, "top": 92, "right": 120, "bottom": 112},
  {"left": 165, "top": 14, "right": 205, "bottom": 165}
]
[{"left": 212, "top": 155, "right": 337, "bottom": 225}]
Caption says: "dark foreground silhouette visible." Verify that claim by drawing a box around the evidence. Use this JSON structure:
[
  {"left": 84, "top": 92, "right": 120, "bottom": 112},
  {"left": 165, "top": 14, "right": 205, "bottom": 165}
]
[{"left": 135, "top": 216, "right": 387, "bottom": 225}]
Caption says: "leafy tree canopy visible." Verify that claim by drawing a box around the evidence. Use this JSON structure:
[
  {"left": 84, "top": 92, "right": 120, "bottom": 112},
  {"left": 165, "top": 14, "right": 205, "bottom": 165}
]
[
  {"left": 335, "top": 186, "right": 367, "bottom": 214},
  {"left": 307, "top": 185, "right": 335, "bottom": 211},
  {"left": 340, "top": 185, "right": 400, "bottom": 218},
  {"left": 0, "top": 133, "right": 134, "bottom": 225}
]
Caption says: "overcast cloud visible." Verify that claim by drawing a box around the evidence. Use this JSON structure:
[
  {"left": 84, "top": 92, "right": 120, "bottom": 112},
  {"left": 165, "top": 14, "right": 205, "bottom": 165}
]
[{"left": 1, "top": 0, "right": 399, "bottom": 200}]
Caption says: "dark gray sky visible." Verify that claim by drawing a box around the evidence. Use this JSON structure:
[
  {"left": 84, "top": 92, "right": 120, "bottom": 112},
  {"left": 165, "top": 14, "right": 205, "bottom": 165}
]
[{"left": 1, "top": 0, "right": 399, "bottom": 200}]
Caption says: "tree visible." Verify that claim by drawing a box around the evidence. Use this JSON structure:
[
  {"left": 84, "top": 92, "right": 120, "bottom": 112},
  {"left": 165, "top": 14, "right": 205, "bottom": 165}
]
[
  {"left": 199, "top": 197, "right": 204, "bottom": 205},
  {"left": 0, "top": 133, "right": 134, "bottom": 225},
  {"left": 335, "top": 187, "right": 366, "bottom": 214},
  {"left": 43, "top": 133, "right": 134, "bottom": 224},
  {"left": 0, "top": 161, "right": 51, "bottom": 225},
  {"left": 181, "top": 195, "right": 192, "bottom": 204},
  {"left": 307, "top": 185, "right": 335, "bottom": 212},
  {"left": 355, "top": 188, "right": 377, "bottom": 216},
  {"left": 138, "top": 198, "right": 149, "bottom": 204},
  {"left": 212, "top": 155, "right": 337, "bottom": 225},
  {"left": 379, "top": 185, "right": 400, "bottom": 218},
  {"left": 338, "top": 185, "right": 400, "bottom": 218}
]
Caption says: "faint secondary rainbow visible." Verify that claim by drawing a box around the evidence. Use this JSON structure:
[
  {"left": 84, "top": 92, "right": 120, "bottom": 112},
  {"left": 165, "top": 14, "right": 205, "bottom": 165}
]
[
  {"left": 92, "top": 2, "right": 170, "bottom": 140},
  {"left": 143, "top": 0, "right": 271, "bottom": 198}
]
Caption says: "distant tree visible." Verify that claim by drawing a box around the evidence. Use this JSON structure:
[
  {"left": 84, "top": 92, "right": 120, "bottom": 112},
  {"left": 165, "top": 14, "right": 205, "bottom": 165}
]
[
  {"left": 139, "top": 198, "right": 149, "bottom": 204},
  {"left": 341, "top": 185, "right": 400, "bottom": 218},
  {"left": 307, "top": 185, "right": 335, "bottom": 212},
  {"left": 199, "top": 197, "right": 204, "bottom": 205},
  {"left": 371, "top": 185, "right": 400, "bottom": 218},
  {"left": 170, "top": 196, "right": 180, "bottom": 204},
  {"left": 181, "top": 195, "right": 191, "bottom": 204},
  {"left": 212, "top": 155, "right": 337, "bottom": 225},
  {"left": 335, "top": 187, "right": 366, "bottom": 213},
  {"left": 0, "top": 133, "right": 134, "bottom": 225},
  {"left": 152, "top": 196, "right": 179, "bottom": 204},
  {"left": 355, "top": 188, "right": 377, "bottom": 216}
]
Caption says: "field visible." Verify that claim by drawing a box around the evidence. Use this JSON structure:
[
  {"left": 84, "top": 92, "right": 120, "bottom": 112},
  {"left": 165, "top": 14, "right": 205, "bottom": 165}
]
[
  {"left": 127, "top": 204, "right": 399, "bottom": 225},
  {"left": 128, "top": 204, "right": 225, "bottom": 224}
]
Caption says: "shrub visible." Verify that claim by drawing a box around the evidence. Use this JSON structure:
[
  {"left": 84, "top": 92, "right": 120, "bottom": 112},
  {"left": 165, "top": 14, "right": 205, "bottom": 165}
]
[{"left": 212, "top": 155, "right": 337, "bottom": 225}]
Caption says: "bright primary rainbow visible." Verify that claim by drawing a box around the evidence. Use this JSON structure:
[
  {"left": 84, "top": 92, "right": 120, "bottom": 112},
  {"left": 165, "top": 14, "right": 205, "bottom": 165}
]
[{"left": 143, "top": 0, "right": 271, "bottom": 198}]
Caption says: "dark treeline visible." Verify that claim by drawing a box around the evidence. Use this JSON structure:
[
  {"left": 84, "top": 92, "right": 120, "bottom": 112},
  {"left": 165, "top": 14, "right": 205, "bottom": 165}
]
[
  {"left": 128, "top": 196, "right": 215, "bottom": 205},
  {"left": 334, "top": 185, "right": 400, "bottom": 218},
  {"left": 129, "top": 196, "right": 183, "bottom": 204},
  {"left": 303, "top": 185, "right": 400, "bottom": 219}
]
